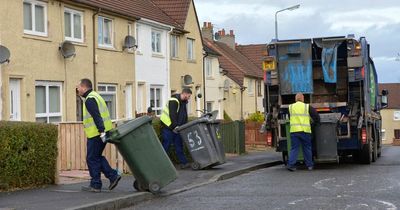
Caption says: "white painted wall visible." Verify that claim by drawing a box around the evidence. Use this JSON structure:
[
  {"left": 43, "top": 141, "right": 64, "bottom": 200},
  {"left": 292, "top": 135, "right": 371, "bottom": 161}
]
[
  {"left": 135, "top": 19, "right": 172, "bottom": 115},
  {"left": 205, "top": 55, "right": 224, "bottom": 119}
]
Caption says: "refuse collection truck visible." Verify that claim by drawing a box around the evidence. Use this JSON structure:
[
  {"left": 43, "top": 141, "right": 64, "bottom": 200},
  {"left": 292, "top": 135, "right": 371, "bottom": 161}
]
[{"left": 261, "top": 34, "right": 388, "bottom": 164}]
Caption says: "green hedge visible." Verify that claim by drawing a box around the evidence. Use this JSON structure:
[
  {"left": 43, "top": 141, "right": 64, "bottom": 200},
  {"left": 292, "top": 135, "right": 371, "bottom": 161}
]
[{"left": 0, "top": 121, "right": 58, "bottom": 191}]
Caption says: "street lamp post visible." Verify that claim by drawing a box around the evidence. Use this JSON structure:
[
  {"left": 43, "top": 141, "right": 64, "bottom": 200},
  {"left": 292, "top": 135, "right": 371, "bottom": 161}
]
[{"left": 275, "top": 4, "right": 300, "bottom": 40}]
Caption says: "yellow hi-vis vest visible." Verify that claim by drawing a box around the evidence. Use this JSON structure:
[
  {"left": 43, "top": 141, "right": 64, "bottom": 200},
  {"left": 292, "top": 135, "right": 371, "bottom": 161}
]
[
  {"left": 83, "top": 91, "right": 113, "bottom": 138},
  {"left": 160, "top": 97, "right": 180, "bottom": 126},
  {"left": 289, "top": 101, "right": 311, "bottom": 133}
]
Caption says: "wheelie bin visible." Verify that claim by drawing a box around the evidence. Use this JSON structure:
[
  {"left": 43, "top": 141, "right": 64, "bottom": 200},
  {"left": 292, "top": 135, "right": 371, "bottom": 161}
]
[
  {"left": 314, "top": 113, "right": 339, "bottom": 162},
  {"left": 207, "top": 119, "right": 226, "bottom": 165},
  {"left": 107, "top": 116, "right": 177, "bottom": 193},
  {"left": 175, "top": 118, "right": 219, "bottom": 170}
]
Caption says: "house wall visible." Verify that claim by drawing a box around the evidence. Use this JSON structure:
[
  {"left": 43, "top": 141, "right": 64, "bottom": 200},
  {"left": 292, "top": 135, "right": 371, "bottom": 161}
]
[
  {"left": 381, "top": 109, "right": 400, "bottom": 144},
  {"left": 205, "top": 55, "right": 224, "bottom": 119},
  {"left": 242, "top": 77, "right": 264, "bottom": 119},
  {"left": 223, "top": 77, "right": 242, "bottom": 120},
  {"left": 0, "top": 0, "right": 135, "bottom": 122}
]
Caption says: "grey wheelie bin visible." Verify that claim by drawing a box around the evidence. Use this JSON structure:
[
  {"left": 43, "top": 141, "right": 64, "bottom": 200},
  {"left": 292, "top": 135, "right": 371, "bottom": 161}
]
[
  {"left": 207, "top": 119, "right": 226, "bottom": 165},
  {"left": 107, "top": 116, "right": 177, "bottom": 194},
  {"left": 175, "top": 118, "right": 219, "bottom": 170},
  {"left": 314, "top": 113, "right": 340, "bottom": 163}
]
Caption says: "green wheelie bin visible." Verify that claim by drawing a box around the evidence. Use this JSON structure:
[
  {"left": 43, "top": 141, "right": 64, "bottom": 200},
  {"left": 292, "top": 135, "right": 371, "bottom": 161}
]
[{"left": 107, "top": 116, "right": 177, "bottom": 194}]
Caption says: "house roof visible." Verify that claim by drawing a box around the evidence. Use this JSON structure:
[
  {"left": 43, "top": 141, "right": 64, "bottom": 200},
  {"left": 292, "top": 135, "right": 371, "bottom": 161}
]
[
  {"left": 203, "top": 38, "right": 263, "bottom": 87},
  {"left": 71, "top": 0, "right": 183, "bottom": 29},
  {"left": 379, "top": 83, "right": 400, "bottom": 109},
  {"left": 151, "top": 0, "right": 191, "bottom": 27},
  {"left": 236, "top": 44, "right": 267, "bottom": 71}
]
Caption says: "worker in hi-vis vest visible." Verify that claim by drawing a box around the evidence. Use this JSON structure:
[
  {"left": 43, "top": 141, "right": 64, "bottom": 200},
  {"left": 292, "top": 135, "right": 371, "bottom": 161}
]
[
  {"left": 160, "top": 88, "right": 192, "bottom": 169},
  {"left": 287, "top": 93, "right": 320, "bottom": 172},
  {"left": 76, "top": 78, "right": 121, "bottom": 192}
]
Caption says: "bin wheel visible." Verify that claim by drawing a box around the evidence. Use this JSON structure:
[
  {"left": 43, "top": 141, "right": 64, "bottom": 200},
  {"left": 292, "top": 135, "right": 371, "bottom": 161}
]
[
  {"left": 149, "top": 182, "right": 161, "bottom": 194},
  {"left": 133, "top": 181, "right": 145, "bottom": 192},
  {"left": 191, "top": 162, "right": 201, "bottom": 170}
]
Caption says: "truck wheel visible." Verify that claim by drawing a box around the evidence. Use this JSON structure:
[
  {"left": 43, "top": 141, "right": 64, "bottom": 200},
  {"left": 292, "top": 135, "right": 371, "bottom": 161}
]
[
  {"left": 361, "top": 142, "right": 372, "bottom": 164},
  {"left": 372, "top": 139, "right": 378, "bottom": 162},
  {"left": 282, "top": 151, "right": 288, "bottom": 165}
]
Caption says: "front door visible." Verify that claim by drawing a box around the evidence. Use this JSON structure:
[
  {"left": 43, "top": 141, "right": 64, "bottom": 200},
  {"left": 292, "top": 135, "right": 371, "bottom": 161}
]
[{"left": 9, "top": 79, "right": 21, "bottom": 121}]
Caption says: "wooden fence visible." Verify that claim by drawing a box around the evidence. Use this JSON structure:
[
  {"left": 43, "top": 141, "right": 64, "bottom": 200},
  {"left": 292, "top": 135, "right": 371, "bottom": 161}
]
[
  {"left": 57, "top": 122, "right": 130, "bottom": 173},
  {"left": 245, "top": 121, "right": 269, "bottom": 146}
]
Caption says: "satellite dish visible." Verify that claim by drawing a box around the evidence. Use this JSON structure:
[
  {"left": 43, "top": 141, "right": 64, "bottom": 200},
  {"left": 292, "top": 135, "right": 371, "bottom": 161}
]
[
  {"left": 183, "top": 75, "right": 193, "bottom": 86},
  {"left": 0, "top": 45, "right": 10, "bottom": 64},
  {"left": 59, "top": 41, "right": 76, "bottom": 58},
  {"left": 123, "top": 35, "right": 137, "bottom": 50},
  {"left": 223, "top": 79, "right": 230, "bottom": 91}
]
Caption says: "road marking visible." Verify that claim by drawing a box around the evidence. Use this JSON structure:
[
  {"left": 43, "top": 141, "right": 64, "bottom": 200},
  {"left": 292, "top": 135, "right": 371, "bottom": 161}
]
[
  {"left": 288, "top": 197, "right": 312, "bottom": 205},
  {"left": 312, "top": 178, "right": 335, "bottom": 190}
]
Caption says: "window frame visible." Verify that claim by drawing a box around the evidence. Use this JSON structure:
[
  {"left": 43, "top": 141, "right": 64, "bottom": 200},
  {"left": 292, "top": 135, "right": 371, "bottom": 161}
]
[
  {"left": 394, "top": 110, "right": 400, "bottom": 121},
  {"left": 187, "top": 38, "right": 195, "bottom": 60},
  {"left": 257, "top": 80, "right": 262, "bottom": 97},
  {"left": 98, "top": 16, "right": 114, "bottom": 48},
  {"left": 149, "top": 86, "right": 163, "bottom": 116},
  {"left": 23, "top": 0, "right": 48, "bottom": 37},
  {"left": 171, "top": 35, "right": 179, "bottom": 58},
  {"left": 205, "top": 57, "right": 213, "bottom": 78},
  {"left": 35, "top": 81, "right": 62, "bottom": 123},
  {"left": 64, "top": 7, "right": 84, "bottom": 43},
  {"left": 98, "top": 84, "right": 117, "bottom": 120},
  {"left": 247, "top": 79, "right": 254, "bottom": 95},
  {"left": 151, "top": 29, "right": 162, "bottom": 54},
  {"left": 206, "top": 101, "right": 213, "bottom": 113}
]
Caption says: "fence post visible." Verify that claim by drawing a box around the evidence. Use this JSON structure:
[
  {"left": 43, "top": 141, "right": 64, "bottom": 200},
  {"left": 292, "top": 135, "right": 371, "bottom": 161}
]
[{"left": 236, "top": 121, "right": 246, "bottom": 154}]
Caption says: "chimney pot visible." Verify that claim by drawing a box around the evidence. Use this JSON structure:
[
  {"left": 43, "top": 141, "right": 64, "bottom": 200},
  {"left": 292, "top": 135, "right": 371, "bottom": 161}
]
[
  {"left": 222, "top": 29, "right": 225, "bottom": 36},
  {"left": 230, "top": 30, "right": 234, "bottom": 36},
  {"left": 208, "top": 22, "right": 212, "bottom": 28},
  {"left": 203, "top": 22, "right": 207, "bottom": 27}
]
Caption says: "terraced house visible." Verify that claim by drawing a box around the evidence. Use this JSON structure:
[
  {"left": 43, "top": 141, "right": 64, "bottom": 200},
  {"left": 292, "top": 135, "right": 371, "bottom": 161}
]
[{"left": 0, "top": 0, "right": 204, "bottom": 122}]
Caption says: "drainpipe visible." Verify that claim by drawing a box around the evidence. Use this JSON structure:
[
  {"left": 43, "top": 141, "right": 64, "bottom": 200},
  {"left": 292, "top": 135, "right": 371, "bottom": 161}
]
[
  {"left": 92, "top": 8, "right": 101, "bottom": 91},
  {"left": 240, "top": 87, "right": 245, "bottom": 120},
  {"left": 202, "top": 51, "right": 208, "bottom": 111}
]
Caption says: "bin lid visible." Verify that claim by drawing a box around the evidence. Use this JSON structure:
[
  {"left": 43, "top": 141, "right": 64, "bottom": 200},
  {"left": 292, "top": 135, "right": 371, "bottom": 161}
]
[
  {"left": 110, "top": 116, "right": 152, "bottom": 140},
  {"left": 319, "top": 113, "right": 341, "bottom": 123},
  {"left": 175, "top": 117, "right": 209, "bottom": 131}
]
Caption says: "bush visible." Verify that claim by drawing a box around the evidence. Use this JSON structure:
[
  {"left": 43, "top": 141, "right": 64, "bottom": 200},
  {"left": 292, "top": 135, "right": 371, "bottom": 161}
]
[
  {"left": 246, "top": 112, "right": 265, "bottom": 123},
  {"left": 223, "top": 111, "right": 233, "bottom": 122},
  {"left": 0, "top": 121, "right": 58, "bottom": 191}
]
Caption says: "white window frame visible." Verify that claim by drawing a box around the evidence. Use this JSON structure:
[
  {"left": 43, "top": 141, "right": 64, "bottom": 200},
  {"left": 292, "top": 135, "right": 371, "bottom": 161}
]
[
  {"left": 205, "top": 57, "right": 213, "bottom": 78},
  {"left": 98, "top": 84, "right": 117, "bottom": 120},
  {"left": 381, "top": 129, "right": 386, "bottom": 141},
  {"left": 187, "top": 38, "right": 195, "bottom": 60},
  {"left": 23, "top": 0, "right": 48, "bottom": 37},
  {"left": 151, "top": 29, "right": 162, "bottom": 54},
  {"left": 150, "top": 86, "right": 163, "bottom": 116},
  {"left": 35, "top": 81, "right": 62, "bottom": 123},
  {"left": 171, "top": 35, "right": 179, "bottom": 58},
  {"left": 206, "top": 101, "right": 213, "bottom": 113},
  {"left": 247, "top": 79, "right": 254, "bottom": 95},
  {"left": 135, "top": 23, "right": 140, "bottom": 51},
  {"left": 64, "top": 8, "right": 84, "bottom": 43},
  {"left": 98, "top": 16, "right": 114, "bottom": 48},
  {"left": 257, "top": 80, "right": 262, "bottom": 97}
]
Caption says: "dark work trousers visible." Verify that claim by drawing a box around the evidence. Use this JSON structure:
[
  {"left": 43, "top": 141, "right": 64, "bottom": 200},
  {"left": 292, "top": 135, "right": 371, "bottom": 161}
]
[
  {"left": 86, "top": 136, "right": 118, "bottom": 189},
  {"left": 288, "top": 132, "right": 313, "bottom": 168},
  {"left": 161, "top": 127, "right": 188, "bottom": 165}
]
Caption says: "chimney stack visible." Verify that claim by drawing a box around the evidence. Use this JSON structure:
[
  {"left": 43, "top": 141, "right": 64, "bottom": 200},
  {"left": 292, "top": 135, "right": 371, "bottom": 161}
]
[
  {"left": 217, "top": 29, "right": 236, "bottom": 49},
  {"left": 201, "top": 21, "right": 214, "bottom": 40}
]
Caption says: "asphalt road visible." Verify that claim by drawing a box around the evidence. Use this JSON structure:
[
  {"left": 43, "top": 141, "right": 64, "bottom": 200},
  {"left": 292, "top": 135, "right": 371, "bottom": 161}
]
[{"left": 127, "top": 146, "right": 400, "bottom": 210}]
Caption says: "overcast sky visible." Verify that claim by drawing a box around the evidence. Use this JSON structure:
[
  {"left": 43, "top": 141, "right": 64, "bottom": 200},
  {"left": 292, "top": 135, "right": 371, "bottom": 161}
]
[{"left": 194, "top": 0, "right": 400, "bottom": 83}]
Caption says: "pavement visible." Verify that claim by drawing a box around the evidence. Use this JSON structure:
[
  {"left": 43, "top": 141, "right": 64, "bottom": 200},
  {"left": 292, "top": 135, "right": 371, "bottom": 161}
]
[{"left": 0, "top": 148, "right": 281, "bottom": 210}]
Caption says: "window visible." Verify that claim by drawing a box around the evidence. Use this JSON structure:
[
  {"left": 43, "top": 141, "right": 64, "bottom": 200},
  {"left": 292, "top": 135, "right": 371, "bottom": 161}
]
[
  {"left": 257, "top": 80, "right": 262, "bottom": 96},
  {"left": 23, "top": 0, "right": 47, "bottom": 36},
  {"left": 64, "top": 8, "right": 83, "bottom": 42},
  {"left": 247, "top": 79, "right": 254, "bottom": 95},
  {"left": 150, "top": 86, "right": 162, "bottom": 116},
  {"left": 395, "top": 129, "right": 400, "bottom": 140},
  {"left": 98, "top": 16, "right": 113, "bottom": 47},
  {"left": 394, "top": 110, "right": 400, "bottom": 121},
  {"left": 98, "top": 84, "right": 117, "bottom": 120},
  {"left": 206, "top": 102, "right": 213, "bottom": 113},
  {"left": 152, "top": 30, "right": 162, "bottom": 53},
  {"left": 187, "top": 38, "right": 195, "bottom": 60},
  {"left": 35, "top": 81, "right": 62, "bottom": 123},
  {"left": 205, "top": 57, "right": 213, "bottom": 78},
  {"left": 171, "top": 35, "right": 179, "bottom": 58},
  {"left": 381, "top": 129, "right": 386, "bottom": 141}
]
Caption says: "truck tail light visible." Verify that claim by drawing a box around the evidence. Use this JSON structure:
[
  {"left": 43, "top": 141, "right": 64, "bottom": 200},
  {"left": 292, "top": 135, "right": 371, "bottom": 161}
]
[
  {"left": 361, "top": 127, "right": 367, "bottom": 144},
  {"left": 267, "top": 131, "right": 272, "bottom": 146}
]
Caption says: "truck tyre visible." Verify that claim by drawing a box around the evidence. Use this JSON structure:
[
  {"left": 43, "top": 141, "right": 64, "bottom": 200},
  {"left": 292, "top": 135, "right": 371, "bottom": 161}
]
[
  {"left": 372, "top": 139, "right": 378, "bottom": 162},
  {"left": 361, "top": 141, "right": 372, "bottom": 164}
]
